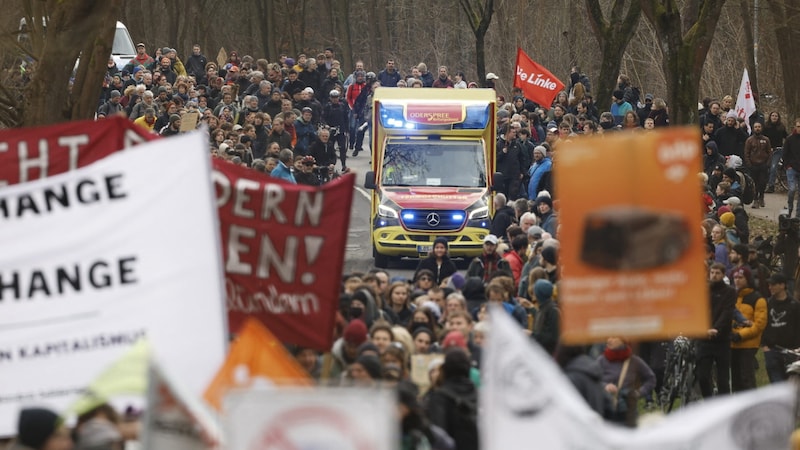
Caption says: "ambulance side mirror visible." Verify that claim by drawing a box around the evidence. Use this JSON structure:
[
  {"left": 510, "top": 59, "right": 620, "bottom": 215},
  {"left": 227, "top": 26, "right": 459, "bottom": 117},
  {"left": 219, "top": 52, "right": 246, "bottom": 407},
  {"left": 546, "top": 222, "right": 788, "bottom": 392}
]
[{"left": 364, "top": 171, "right": 376, "bottom": 190}]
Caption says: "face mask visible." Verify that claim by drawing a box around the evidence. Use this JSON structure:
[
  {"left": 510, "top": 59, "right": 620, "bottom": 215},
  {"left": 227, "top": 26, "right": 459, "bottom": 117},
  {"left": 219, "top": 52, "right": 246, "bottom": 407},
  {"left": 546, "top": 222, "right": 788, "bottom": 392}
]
[{"left": 349, "top": 306, "right": 363, "bottom": 319}]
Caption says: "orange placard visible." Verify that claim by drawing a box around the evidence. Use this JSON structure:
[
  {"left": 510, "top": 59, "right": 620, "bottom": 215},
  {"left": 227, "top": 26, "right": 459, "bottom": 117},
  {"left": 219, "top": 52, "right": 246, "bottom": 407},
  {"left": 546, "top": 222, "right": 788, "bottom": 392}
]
[
  {"left": 203, "top": 318, "right": 311, "bottom": 411},
  {"left": 555, "top": 127, "right": 709, "bottom": 343}
]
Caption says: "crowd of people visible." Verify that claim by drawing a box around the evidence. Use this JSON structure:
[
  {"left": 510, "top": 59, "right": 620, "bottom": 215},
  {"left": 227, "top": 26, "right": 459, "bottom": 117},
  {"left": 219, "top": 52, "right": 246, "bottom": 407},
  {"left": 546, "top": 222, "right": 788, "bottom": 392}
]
[{"left": 11, "top": 45, "right": 785, "bottom": 449}]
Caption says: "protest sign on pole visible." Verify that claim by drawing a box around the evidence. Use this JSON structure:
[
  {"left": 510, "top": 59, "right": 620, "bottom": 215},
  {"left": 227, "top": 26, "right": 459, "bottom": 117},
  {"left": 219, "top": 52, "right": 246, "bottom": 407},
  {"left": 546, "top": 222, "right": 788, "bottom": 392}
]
[
  {"left": 224, "top": 387, "right": 397, "bottom": 450},
  {"left": 513, "top": 48, "right": 565, "bottom": 108},
  {"left": 555, "top": 127, "right": 709, "bottom": 343},
  {"left": 204, "top": 318, "right": 311, "bottom": 411},
  {"left": 482, "top": 306, "right": 795, "bottom": 450},
  {"left": 0, "top": 131, "right": 227, "bottom": 436},
  {"left": 734, "top": 68, "right": 757, "bottom": 133},
  {"left": 213, "top": 162, "right": 355, "bottom": 350},
  {"left": 0, "top": 116, "right": 157, "bottom": 188}
]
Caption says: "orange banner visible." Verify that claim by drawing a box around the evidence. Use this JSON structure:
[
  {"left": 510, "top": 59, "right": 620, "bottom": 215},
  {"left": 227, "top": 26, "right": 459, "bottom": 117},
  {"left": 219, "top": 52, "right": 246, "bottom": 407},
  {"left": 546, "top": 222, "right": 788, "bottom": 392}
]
[
  {"left": 556, "top": 127, "right": 709, "bottom": 343},
  {"left": 204, "top": 318, "right": 311, "bottom": 411}
]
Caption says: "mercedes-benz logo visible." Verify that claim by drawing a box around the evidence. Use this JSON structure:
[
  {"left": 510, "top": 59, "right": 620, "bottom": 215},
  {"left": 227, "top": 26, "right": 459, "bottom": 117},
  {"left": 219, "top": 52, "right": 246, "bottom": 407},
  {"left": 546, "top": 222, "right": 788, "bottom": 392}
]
[{"left": 426, "top": 212, "right": 440, "bottom": 227}]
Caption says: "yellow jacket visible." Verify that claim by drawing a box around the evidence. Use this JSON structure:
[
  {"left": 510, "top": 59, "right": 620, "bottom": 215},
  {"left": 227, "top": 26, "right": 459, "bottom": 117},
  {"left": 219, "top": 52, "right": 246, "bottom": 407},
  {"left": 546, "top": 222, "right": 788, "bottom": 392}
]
[{"left": 731, "top": 287, "right": 767, "bottom": 349}]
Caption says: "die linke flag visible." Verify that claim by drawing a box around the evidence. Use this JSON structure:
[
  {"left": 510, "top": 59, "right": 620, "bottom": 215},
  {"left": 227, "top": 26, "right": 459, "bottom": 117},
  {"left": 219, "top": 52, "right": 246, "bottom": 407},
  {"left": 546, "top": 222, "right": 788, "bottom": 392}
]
[{"left": 514, "top": 48, "right": 565, "bottom": 108}]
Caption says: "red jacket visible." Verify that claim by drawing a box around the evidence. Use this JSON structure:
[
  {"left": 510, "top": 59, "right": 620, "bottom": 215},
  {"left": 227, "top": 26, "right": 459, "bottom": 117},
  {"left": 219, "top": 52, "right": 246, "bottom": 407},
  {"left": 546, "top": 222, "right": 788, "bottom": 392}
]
[
  {"left": 346, "top": 82, "right": 365, "bottom": 109},
  {"left": 503, "top": 251, "right": 524, "bottom": 286}
]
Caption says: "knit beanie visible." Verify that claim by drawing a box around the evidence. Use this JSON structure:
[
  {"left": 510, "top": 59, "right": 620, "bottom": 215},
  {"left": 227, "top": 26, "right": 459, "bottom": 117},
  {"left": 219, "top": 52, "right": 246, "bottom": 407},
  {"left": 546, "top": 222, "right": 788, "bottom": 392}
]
[
  {"left": 720, "top": 212, "right": 735, "bottom": 228},
  {"left": 534, "top": 279, "right": 554, "bottom": 301},
  {"left": 356, "top": 354, "right": 382, "bottom": 380},
  {"left": 17, "top": 408, "right": 59, "bottom": 450},
  {"left": 343, "top": 320, "right": 368, "bottom": 346}
]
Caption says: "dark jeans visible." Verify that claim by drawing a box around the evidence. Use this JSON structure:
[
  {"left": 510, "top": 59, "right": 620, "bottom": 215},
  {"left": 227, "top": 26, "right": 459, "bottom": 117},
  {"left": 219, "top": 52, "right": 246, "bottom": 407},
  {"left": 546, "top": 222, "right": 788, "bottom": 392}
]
[
  {"left": 730, "top": 347, "right": 758, "bottom": 392},
  {"left": 333, "top": 131, "right": 348, "bottom": 169},
  {"left": 695, "top": 341, "right": 731, "bottom": 397},
  {"left": 750, "top": 163, "right": 769, "bottom": 199},
  {"left": 764, "top": 349, "right": 791, "bottom": 383}
]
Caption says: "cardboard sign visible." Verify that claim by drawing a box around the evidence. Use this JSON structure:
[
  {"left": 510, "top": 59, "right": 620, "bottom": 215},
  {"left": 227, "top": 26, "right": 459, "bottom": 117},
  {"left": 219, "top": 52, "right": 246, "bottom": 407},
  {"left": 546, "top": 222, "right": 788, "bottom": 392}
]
[
  {"left": 213, "top": 162, "right": 355, "bottom": 350},
  {"left": 555, "top": 128, "right": 709, "bottom": 343},
  {"left": 224, "top": 387, "right": 397, "bottom": 450},
  {"left": 180, "top": 111, "right": 200, "bottom": 132},
  {"left": 0, "top": 131, "right": 227, "bottom": 436},
  {"left": 410, "top": 354, "right": 443, "bottom": 394},
  {"left": 0, "top": 116, "right": 157, "bottom": 187}
]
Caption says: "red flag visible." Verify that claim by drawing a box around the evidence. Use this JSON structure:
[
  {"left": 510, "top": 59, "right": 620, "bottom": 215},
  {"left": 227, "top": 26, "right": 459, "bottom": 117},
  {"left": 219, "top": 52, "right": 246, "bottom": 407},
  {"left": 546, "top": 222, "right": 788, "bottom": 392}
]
[
  {"left": 513, "top": 48, "right": 565, "bottom": 108},
  {"left": 0, "top": 116, "right": 158, "bottom": 187},
  {"left": 213, "top": 161, "right": 355, "bottom": 351}
]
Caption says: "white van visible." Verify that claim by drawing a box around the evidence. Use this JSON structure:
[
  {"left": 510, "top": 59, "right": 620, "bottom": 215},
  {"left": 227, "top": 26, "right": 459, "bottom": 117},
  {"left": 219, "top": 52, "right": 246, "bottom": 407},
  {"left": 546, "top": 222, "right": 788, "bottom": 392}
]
[{"left": 19, "top": 19, "right": 136, "bottom": 70}]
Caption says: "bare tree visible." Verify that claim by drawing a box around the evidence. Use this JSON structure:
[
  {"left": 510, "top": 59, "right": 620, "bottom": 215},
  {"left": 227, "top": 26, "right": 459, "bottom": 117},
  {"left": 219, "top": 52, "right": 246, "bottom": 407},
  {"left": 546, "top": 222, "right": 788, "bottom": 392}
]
[
  {"left": 585, "top": 0, "right": 642, "bottom": 111},
  {"left": 739, "top": 0, "right": 758, "bottom": 101},
  {"left": 459, "top": 0, "right": 495, "bottom": 86},
  {"left": 767, "top": 0, "right": 800, "bottom": 121},
  {"left": 640, "top": 0, "right": 727, "bottom": 125}
]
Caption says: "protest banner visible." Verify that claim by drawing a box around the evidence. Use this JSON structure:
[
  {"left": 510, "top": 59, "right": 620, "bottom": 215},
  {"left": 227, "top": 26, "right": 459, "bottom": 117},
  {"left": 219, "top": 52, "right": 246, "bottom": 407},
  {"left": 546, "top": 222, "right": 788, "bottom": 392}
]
[
  {"left": 0, "top": 131, "right": 227, "bottom": 436},
  {"left": 224, "top": 387, "right": 397, "bottom": 450},
  {"left": 513, "top": 48, "right": 565, "bottom": 108},
  {"left": 0, "top": 116, "right": 156, "bottom": 188},
  {"left": 204, "top": 318, "right": 311, "bottom": 411},
  {"left": 213, "top": 161, "right": 355, "bottom": 350},
  {"left": 555, "top": 127, "right": 709, "bottom": 343},
  {"left": 143, "top": 359, "right": 221, "bottom": 450},
  {"left": 735, "top": 68, "right": 757, "bottom": 133},
  {"left": 482, "top": 307, "right": 795, "bottom": 449}
]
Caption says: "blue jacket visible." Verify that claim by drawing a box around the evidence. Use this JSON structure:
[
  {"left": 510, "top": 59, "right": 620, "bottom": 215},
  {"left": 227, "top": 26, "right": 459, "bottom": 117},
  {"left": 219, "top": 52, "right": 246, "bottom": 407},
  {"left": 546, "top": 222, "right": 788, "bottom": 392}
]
[
  {"left": 294, "top": 118, "right": 317, "bottom": 155},
  {"left": 271, "top": 162, "right": 296, "bottom": 184},
  {"left": 527, "top": 157, "right": 553, "bottom": 199}
]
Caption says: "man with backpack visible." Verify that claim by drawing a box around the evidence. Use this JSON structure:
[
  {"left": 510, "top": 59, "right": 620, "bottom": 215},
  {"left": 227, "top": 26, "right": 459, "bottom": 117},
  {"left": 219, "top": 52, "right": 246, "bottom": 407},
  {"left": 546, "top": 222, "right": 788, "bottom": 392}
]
[{"left": 425, "top": 348, "right": 478, "bottom": 450}]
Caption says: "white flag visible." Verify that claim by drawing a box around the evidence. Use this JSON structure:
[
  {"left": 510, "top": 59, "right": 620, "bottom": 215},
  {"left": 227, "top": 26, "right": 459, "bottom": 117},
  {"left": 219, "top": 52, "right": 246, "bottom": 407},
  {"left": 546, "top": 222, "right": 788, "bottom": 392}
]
[
  {"left": 735, "top": 68, "right": 757, "bottom": 132},
  {"left": 142, "top": 359, "right": 222, "bottom": 450},
  {"left": 482, "top": 306, "right": 796, "bottom": 449}
]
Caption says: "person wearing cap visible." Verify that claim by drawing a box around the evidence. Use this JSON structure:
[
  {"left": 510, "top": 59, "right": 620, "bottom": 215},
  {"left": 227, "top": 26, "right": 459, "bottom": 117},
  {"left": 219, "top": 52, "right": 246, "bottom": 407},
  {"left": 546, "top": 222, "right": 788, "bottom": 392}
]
[
  {"left": 527, "top": 145, "right": 552, "bottom": 200},
  {"left": 125, "top": 42, "right": 155, "bottom": 73},
  {"left": 159, "top": 113, "right": 182, "bottom": 136},
  {"left": 696, "top": 262, "right": 736, "bottom": 398},
  {"left": 536, "top": 194, "right": 557, "bottom": 238},
  {"left": 637, "top": 93, "right": 654, "bottom": 126},
  {"left": 466, "top": 234, "right": 510, "bottom": 283},
  {"left": 322, "top": 89, "right": 350, "bottom": 171},
  {"left": 729, "top": 265, "right": 767, "bottom": 392},
  {"left": 723, "top": 195, "right": 749, "bottom": 243},
  {"left": 714, "top": 109, "right": 749, "bottom": 158},
  {"left": 762, "top": 272, "right": 800, "bottom": 383},
  {"left": 293, "top": 107, "right": 317, "bottom": 155},
  {"left": 96, "top": 90, "right": 124, "bottom": 118},
  {"left": 484, "top": 71, "right": 499, "bottom": 89}
]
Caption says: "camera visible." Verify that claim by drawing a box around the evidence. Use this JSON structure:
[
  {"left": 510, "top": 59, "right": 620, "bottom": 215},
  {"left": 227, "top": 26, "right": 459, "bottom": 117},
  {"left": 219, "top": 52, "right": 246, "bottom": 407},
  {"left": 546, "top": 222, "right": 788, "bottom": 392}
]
[{"left": 778, "top": 214, "right": 800, "bottom": 234}]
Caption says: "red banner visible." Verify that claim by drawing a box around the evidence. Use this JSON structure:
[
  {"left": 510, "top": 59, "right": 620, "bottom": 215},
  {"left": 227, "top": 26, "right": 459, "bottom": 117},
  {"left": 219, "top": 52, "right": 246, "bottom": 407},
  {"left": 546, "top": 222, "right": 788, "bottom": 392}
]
[
  {"left": 213, "top": 161, "right": 355, "bottom": 351},
  {"left": 513, "top": 48, "right": 565, "bottom": 108},
  {"left": 0, "top": 116, "right": 157, "bottom": 187}
]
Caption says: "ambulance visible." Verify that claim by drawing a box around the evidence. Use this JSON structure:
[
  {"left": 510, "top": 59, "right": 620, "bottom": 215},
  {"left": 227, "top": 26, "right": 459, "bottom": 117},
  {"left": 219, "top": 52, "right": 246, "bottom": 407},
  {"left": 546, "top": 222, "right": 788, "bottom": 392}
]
[{"left": 364, "top": 88, "right": 498, "bottom": 268}]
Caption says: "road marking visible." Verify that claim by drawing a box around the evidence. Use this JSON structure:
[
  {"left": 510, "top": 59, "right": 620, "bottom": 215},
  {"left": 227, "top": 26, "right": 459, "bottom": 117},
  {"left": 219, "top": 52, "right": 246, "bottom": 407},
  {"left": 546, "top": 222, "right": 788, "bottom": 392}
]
[{"left": 354, "top": 186, "right": 371, "bottom": 202}]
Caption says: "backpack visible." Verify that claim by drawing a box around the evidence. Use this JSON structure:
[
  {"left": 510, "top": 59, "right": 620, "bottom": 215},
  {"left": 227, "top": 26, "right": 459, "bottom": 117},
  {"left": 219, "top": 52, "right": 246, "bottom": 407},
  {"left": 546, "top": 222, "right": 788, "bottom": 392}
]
[
  {"left": 736, "top": 170, "right": 755, "bottom": 205},
  {"left": 630, "top": 86, "right": 641, "bottom": 107},
  {"left": 436, "top": 386, "right": 477, "bottom": 429}
]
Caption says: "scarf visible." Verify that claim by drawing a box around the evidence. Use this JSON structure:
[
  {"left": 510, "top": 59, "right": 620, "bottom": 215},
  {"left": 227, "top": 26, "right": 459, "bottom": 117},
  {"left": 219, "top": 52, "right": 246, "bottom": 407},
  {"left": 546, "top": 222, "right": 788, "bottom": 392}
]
[{"left": 603, "top": 344, "right": 632, "bottom": 362}]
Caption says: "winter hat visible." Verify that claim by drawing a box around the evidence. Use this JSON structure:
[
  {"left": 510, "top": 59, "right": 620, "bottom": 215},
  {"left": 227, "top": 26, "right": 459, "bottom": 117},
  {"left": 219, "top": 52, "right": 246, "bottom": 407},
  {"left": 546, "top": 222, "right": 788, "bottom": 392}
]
[
  {"left": 534, "top": 279, "right": 554, "bottom": 301},
  {"left": 343, "top": 319, "right": 368, "bottom": 346},
  {"left": 497, "top": 109, "right": 510, "bottom": 119},
  {"left": 17, "top": 408, "right": 60, "bottom": 450},
  {"left": 533, "top": 145, "right": 547, "bottom": 157},
  {"left": 716, "top": 205, "right": 731, "bottom": 216},
  {"left": 448, "top": 273, "right": 466, "bottom": 291},
  {"left": 719, "top": 212, "right": 736, "bottom": 228},
  {"left": 536, "top": 195, "right": 553, "bottom": 208},
  {"left": 613, "top": 89, "right": 624, "bottom": 100},
  {"left": 433, "top": 236, "right": 449, "bottom": 250},
  {"left": 75, "top": 418, "right": 122, "bottom": 450},
  {"left": 724, "top": 196, "right": 742, "bottom": 207},
  {"left": 442, "top": 331, "right": 468, "bottom": 350},
  {"left": 355, "top": 354, "right": 382, "bottom": 379},
  {"left": 732, "top": 266, "right": 753, "bottom": 286},
  {"left": 726, "top": 110, "right": 738, "bottom": 119},
  {"left": 442, "top": 348, "right": 472, "bottom": 378},
  {"left": 528, "top": 225, "right": 544, "bottom": 239},
  {"left": 420, "top": 300, "right": 442, "bottom": 320},
  {"left": 110, "top": 90, "right": 121, "bottom": 98},
  {"left": 723, "top": 168, "right": 739, "bottom": 182},
  {"left": 356, "top": 341, "right": 380, "bottom": 357},
  {"left": 169, "top": 114, "right": 181, "bottom": 124},
  {"left": 541, "top": 246, "right": 558, "bottom": 265},
  {"left": 732, "top": 243, "right": 750, "bottom": 258},
  {"left": 284, "top": 58, "right": 295, "bottom": 67}
]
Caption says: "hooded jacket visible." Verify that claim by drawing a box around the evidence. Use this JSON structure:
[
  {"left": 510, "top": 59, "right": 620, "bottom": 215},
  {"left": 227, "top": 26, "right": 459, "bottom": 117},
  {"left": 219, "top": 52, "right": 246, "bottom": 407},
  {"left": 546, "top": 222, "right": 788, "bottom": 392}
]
[{"left": 731, "top": 287, "right": 767, "bottom": 349}]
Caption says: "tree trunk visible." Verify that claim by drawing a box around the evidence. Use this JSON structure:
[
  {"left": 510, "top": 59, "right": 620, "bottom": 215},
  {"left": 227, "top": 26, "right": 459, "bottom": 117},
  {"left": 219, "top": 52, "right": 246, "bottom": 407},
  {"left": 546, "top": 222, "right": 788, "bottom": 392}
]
[
  {"left": 367, "top": 0, "right": 380, "bottom": 68},
  {"left": 475, "top": 33, "right": 486, "bottom": 87},
  {"left": 24, "top": 0, "right": 120, "bottom": 126},
  {"left": 767, "top": 0, "right": 800, "bottom": 121},
  {"left": 332, "top": 0, "right": 353, "bottom": 72},
  {"left": 584, "top": 0, "right": 642, "bottom": 112},
  {"left": 458, "top": 0, "right": 495, "bottom": 86},
  {"left": 640, "top": 0, "right": 727, "bottom": 125},
  {"left": 739, "top": 0, "right": 758, "bottom": 101}
]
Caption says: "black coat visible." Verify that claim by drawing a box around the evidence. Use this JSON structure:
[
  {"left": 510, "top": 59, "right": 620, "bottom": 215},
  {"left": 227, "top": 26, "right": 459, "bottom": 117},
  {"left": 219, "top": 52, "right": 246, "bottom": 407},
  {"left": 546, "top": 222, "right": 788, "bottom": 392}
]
[
  {"left": 425, "top": 378, "right": 478, "bottom": 450},
  {"left": 415, "top": 256, "right": 457, "bottom": 285},
  {"left": 563, "top": 354, "right": 606, "bottom": 415}
]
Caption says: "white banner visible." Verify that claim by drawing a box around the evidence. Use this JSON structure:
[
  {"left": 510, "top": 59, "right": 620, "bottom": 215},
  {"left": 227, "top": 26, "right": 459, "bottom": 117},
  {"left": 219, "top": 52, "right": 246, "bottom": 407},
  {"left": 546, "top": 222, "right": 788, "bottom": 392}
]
[
  {"left": 223, "top": 387, "right": 397, "bottom": 450},
  {"left": 482, "top": 306, "right": 795, "bottom": 449},
  {"left": 735, "top": 68, "right": 757, "bottom": 133},
  {"left": 142, "top": 359, "right": 221, "bottom": 450},
  {"left": 0, "top": 131, "right": 227, "bottom": 436}
]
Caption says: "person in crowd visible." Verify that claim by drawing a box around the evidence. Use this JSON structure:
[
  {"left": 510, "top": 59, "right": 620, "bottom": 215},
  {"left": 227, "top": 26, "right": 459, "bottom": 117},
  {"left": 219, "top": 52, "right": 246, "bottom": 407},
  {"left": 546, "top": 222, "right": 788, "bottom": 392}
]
[
  {"left": 531, "top": 279, "right": 560, "bottom": 354},
  {"left": 696, "top": 262, "right": 736, "bottom": 398},
  {"left": 555, "top": 345, "right": 605, "bottom": 415},
  {"left": 761, "top": 273, "right": 800, "bottom": 383},
  {"left": 597, "top": 337, "right": 656, "bottom": 427},
  {"left": 12, "top": 407, "right": 73, "bottom": 450},
  {"left": 764, "top": 111, "right": 789, "bottom": 193},
  {"left": 425, "top": 348, "right": 479, "bottom": 450},
  {"left": 729, "top": 266, "right": 767, "bottom": 392},
  {"left": 744, "top": 121, "right": 772, "bottom": 208},
  {"left": 415, "top": 237, "right": 457, "bottom": 285}
]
